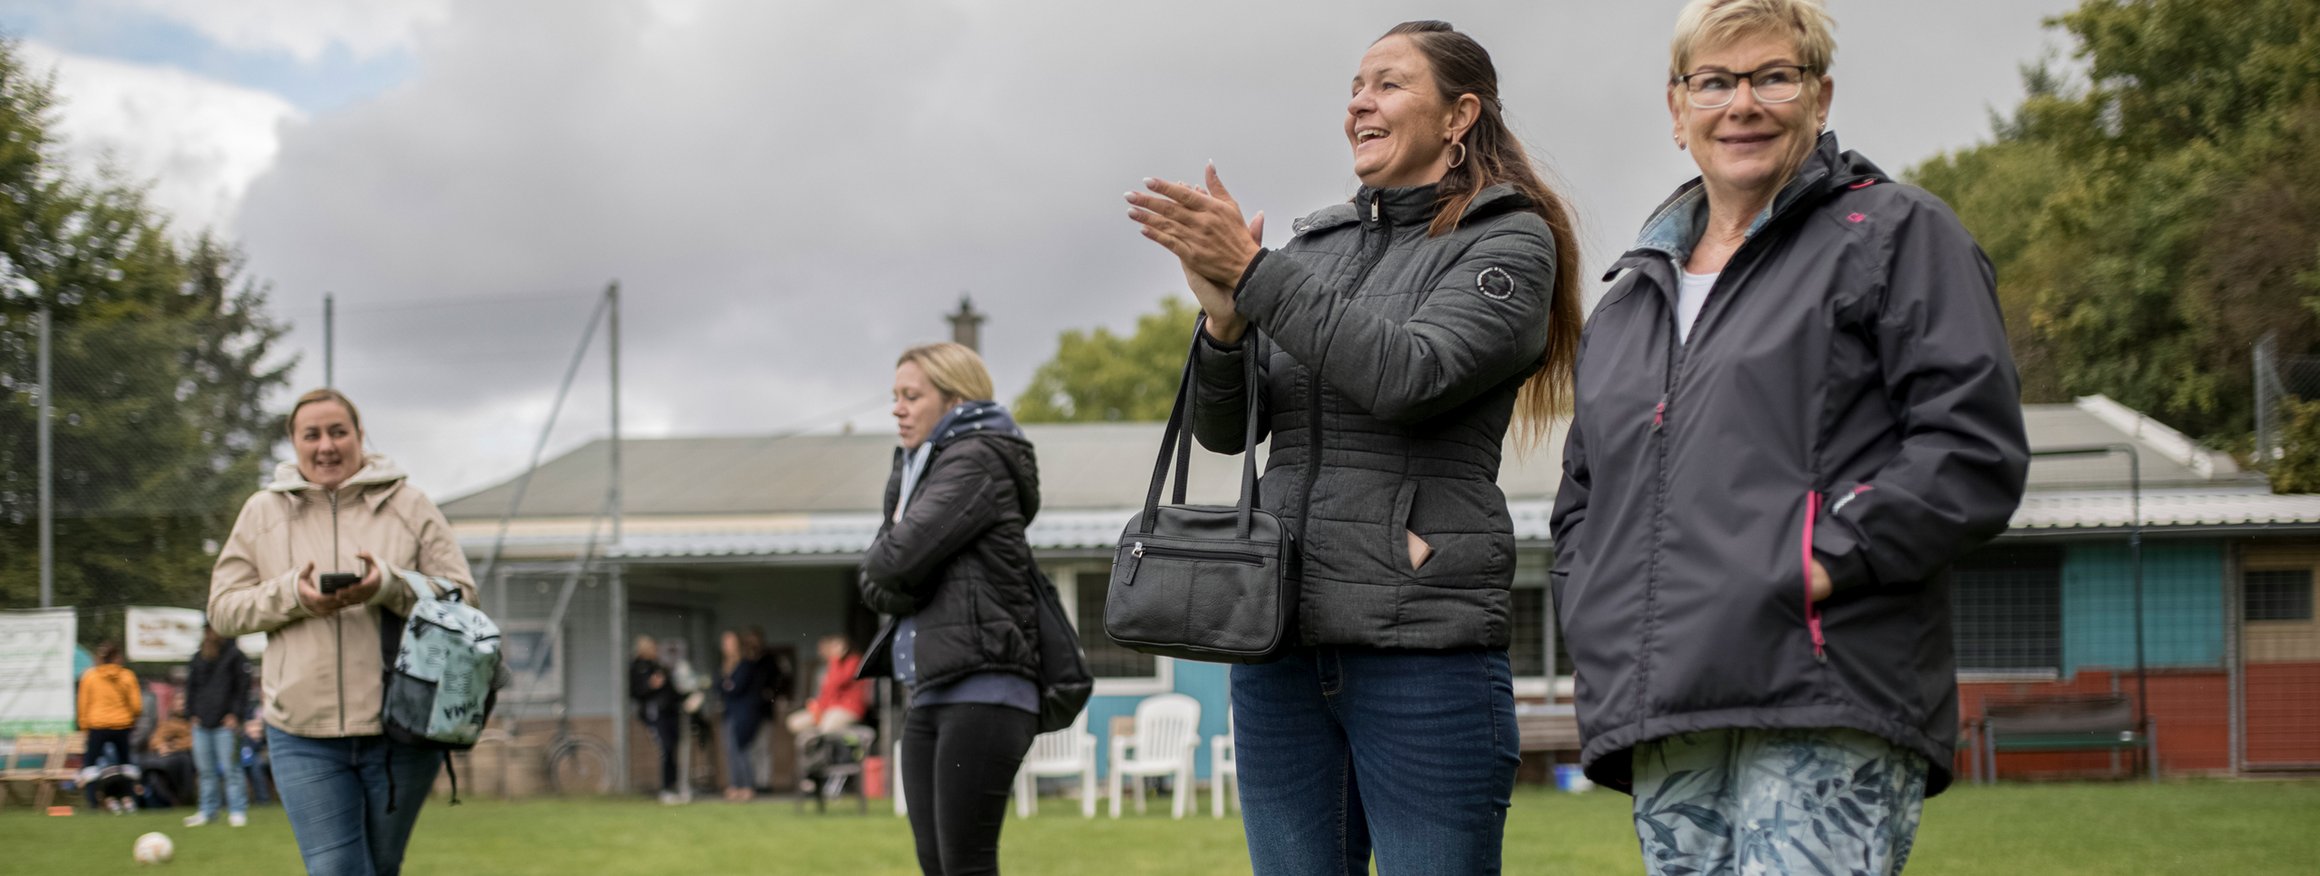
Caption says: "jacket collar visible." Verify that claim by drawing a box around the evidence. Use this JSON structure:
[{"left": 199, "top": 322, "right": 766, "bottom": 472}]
[
  {"left": 1607, "top": 132, "right": 1884, "bottom": 279},
  {"left": 268, "top": 455, "right": 407, "bottom": 509},
  {"left": 1291, "top": 183, "right": 1528, "bottom": 237}
]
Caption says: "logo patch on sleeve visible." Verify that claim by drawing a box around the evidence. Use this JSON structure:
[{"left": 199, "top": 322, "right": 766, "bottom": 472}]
[{"left": 1476, "top": 266, "right": 1517, "bottom": 300}]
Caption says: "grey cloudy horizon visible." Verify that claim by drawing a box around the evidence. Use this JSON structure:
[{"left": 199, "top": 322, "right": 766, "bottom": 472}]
[{"left": 24, "top": 0, "right": 2083, "bottom": 501}]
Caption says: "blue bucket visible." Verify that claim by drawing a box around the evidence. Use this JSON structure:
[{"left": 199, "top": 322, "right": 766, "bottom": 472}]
[{"left": 1552, "top": 764, "right": 1594, "bottom": 793}]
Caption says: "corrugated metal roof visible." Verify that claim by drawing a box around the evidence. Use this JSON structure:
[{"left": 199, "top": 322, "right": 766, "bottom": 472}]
[
  {"left": 455, "top": 488, "right": 2320, "bottom": 562},
  {"left": 444, "top": 394, "right": 2282, "bottom": 562}
]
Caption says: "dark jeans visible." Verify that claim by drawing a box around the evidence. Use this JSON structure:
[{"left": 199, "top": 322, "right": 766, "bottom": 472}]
[
  {"left": 645, "top": 707, "right": 681, "bottom": 793},
  {"left": 85, "top": 728, "right": 133, "bottom": 767},
  {"left": 1230, "top": 647, "right": 1520, "bottom": 876},
  {"left": 722, "top": 709, "right": 762, "bottom": 791},
  {"left": 901, "top": 703, "right": 1037, "bottom": 876},
  {"left": 267, "top": 727, "right": 441, "bottom": 876}
]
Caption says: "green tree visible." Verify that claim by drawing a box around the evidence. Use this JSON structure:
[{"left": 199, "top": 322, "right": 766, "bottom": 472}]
[
  {"left": 1908, "top": 0, "right": 2320, "bottom": 450},
  {"left": 1015, "top": 296, "right": 1201, "bottom": 422},
  {"left": 0, "top": 39, "right": 293, "bottom": 615}
]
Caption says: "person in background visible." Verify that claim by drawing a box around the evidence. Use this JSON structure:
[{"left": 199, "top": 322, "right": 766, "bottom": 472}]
[
  {"left": 630, "top": 636, "right": 684, "bottom": 804},
  {"left": 717, "top": 630, "right": 765, "bottom": 802},
  {"left": 857, "top": 342, "right": 1044, "bottom": 875},
  {"left": 209, "top": 387, "right": 478, "bottom": 876},
  {"left": 242, "top": 715, "right": 274, "bottom": 805},
  {"left": 786, "top": 635, "right": 869, "bottom": 737},
  {"left": 182, "top": 623, "right": 252, "bottom": 827},
  {"left": 138, "top": 715, "right": 197, "bottom": 809},
  {"left": 78, "top": 641, "right": 140, "bottom": 767}
]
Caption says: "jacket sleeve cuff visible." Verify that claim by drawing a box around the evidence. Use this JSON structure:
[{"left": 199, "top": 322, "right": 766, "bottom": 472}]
[
  {"left": 1811, "top": 518, "right": 1878, "bottom": 594},
  {"left": 272, "top": 568, "right": 317, "bottom": 621},
  {"left": 1234, "top": 248, "right": 1294, "bottom": 323}
]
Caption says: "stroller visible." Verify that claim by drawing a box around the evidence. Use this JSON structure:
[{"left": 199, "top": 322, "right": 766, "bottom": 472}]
[
  {"left": 79, "top": 763, "right": 144, "bottom": 814},
  {"left": 794, "top": 724, "right": 878, "bottom": 814}
]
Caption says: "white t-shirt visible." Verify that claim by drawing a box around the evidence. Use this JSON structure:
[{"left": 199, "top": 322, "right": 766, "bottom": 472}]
[{"left": 1676, "top": 270, "right": 1718, "bottom": 343}]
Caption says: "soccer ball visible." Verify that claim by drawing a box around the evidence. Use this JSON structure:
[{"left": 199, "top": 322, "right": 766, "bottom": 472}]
[{"left": 133, "top": 831, "right": 174, "bottom": 865}]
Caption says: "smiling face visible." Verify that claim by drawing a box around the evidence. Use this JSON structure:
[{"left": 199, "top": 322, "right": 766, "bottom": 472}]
[
  {"left": 1345, "top": 35, "right": 1462, "bottom": 189},
  {"left": 292, "top": 400, "right": 364, "bottom": 491},
  {"left": 892, "top": 360, "right": 954, "bottom": 451},
  {"left": 1669, "top": 30, "right": 1832, "bottom": 212}
]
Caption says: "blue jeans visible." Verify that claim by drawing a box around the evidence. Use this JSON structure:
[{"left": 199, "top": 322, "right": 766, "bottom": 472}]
[
  {"left": 723, "top": 711, "right": 762, "bottom": 791},
  {"left": 267, "top": 727, "right": 441, "bottom": 876},
  {"left": 1231, "top": 647, "right": 1520, "bottom": 875},
  {"left": 192, "top": 724, "right": 250, "bottom": 819}
]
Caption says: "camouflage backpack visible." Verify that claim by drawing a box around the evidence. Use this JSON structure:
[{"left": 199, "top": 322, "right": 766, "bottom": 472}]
[{"left": 381, "top": 569, "right": 503, "bottom": 751}]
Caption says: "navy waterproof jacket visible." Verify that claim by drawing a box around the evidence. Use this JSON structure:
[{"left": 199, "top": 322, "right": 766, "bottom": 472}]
[{"left": 1551, "top": 134, "right": 2029, "bottom": 795}]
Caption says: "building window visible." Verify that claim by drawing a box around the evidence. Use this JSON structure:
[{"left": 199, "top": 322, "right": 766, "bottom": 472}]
[
  {"left": 2245, "top": 569, "right": 2315, "bottom": 622},
  {"left": 1950, "top": 545, "right": 2064, "bottom": 675},
  {"left": 1510, "top": 586, "right": 1548, "bottom": 677}
]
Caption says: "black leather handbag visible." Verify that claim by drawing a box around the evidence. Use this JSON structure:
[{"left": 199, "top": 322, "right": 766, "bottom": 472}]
[{"left": 1102, "top": 321, "right": 1296, "bottom": 664}]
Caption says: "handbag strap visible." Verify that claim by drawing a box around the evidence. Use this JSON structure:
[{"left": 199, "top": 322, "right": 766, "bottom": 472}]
[{"left": 1138, "top": 315, "right": 1264, "bottom": 538}]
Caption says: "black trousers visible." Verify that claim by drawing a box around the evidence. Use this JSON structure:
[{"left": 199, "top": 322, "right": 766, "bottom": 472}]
[
  {"left": 644, "top": 706, "right": 681, "bottom": 793},
  {"left": 86, "top": 728, "right": 133, "bottom": 766},
  {"left": 901, "top": 703, "right": 1037, "bottom": 876}
]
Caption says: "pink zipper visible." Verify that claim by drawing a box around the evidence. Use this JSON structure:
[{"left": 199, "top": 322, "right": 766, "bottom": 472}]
[{"left": 1802, "top": 490, "right": 1827, "bottom": 662}]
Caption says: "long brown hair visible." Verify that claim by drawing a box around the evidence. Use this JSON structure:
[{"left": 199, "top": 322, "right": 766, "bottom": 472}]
[{"left": 1383, "top": 20, "right": 1582, "bottom": 448}]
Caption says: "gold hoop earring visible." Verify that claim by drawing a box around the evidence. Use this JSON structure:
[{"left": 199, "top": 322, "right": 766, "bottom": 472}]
[{"left": 1447, "top": 141, "right": 1468, "bottom": 170}]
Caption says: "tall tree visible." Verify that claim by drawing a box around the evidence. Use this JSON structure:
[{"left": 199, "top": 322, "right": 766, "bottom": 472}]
[
  {"left": 1909, "top": 0, "right": 2320, "bottom": 450},
  {"left": 1015, "top": 296, "right": 1202, "bottom": 423},
  {"left": 0, "top": 40, "right": 293, "bottom": 613}
]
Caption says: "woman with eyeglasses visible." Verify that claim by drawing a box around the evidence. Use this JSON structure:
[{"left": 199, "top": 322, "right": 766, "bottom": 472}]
[{"left": 1549, "top": 1, "right": 2028, "bottom": 873}]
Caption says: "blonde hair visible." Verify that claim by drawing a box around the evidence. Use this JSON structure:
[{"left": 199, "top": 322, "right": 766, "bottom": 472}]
[
  {"left": 286, "top": 388, "right": 363, "bottom": 438},
  {"left": 897, "top": 342, "right": 995, "bottom": 403},
  {"left": 1668, "top": 0, "right": 1836, "bottom": 81}
]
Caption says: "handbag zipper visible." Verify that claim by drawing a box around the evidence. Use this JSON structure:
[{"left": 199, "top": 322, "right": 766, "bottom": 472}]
[{"left": 1122, "top": 541, "right": 1266, "bottom": 583}]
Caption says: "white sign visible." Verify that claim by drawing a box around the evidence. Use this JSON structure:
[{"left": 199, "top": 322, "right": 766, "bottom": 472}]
[
  {"left": 0, "top": 609, "right": 78, "bottom": 735},
  {"left": 127, "top": 606, "right": 207, "bottom": 663}
]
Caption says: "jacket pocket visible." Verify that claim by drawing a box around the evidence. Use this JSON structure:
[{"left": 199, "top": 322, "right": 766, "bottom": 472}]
[
  {"left": 1389, "top": 481, "right": 1420, "bottom": 572},
  {"left": 1800, "top": 489, "right": 1827, "bottom": 663}
]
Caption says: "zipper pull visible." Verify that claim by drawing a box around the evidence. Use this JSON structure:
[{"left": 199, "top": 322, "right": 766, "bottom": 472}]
[
  {"left": 1119, "top": 542, "right": 1145, "bottom": 584},
  {"left": 1652, "top": 395, "right": 1668, "bottom": 431},
  {"left": 1370, "top": 199, "right": 1380, "bottom": 222}
]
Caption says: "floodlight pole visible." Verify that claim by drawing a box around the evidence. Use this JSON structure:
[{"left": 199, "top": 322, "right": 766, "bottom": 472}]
[
  {"left": 323, "top": 293, "right": 335, "bottom": 387},
  {"left": 607, "top": 280, "right": 628, "bottom": 794},
  {"left": 37, "top": 304, "right": 54, "bottom": 608}
]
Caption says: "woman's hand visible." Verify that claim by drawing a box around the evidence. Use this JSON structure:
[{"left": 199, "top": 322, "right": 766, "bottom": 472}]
[
  {"left": 1129, "top": 164, "right": 1263, "bottom": 340},
  {"left": 1809, "top": 559, "right": 1832, "bottom": 603}
]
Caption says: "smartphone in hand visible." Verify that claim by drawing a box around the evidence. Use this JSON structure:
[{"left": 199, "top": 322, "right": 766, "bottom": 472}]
[{"left": 318, "top": 557, "right": 369, "bottom": 595}]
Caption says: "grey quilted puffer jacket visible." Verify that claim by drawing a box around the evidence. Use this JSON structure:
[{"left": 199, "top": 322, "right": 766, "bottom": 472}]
[{"left": 1191, "top": 183, "right": 1557, "bottom": 651}]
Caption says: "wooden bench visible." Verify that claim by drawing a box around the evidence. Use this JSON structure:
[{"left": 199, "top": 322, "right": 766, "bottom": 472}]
[
  {"left": 1, "top": 733, "right": 83, "bottom": 811},
  {"left": 1973, "top": 695, "right": 2155, "bottom": 784},
  {"left": 1516, "top": 705, "right": 1581, "bottom": 754}
]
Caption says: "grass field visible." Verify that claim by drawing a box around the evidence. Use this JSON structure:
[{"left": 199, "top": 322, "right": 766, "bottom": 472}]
[{"left": 5, "top": 780, "right": 2317, "bottom": 874}]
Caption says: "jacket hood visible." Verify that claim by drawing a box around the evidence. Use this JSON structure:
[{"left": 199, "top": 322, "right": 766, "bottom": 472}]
[
  {"left": 1609, "top": 132, "right": 1887, "bottom": 278},
  {"left": 926, "top": 401, "right": 1039, "bottom": 522},
  {"left": 266, "top": 454, "right": 408, "bottom": 494}
]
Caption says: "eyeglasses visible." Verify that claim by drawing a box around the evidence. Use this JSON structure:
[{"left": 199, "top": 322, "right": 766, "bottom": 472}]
[{"left": 1674, "top": 65, "right": 1815, "bottom": 109}]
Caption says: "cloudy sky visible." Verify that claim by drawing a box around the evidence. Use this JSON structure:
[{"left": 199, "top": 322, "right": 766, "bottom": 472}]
[{"left": 7, "top": 0, "right": 2081, "bottom": 502}]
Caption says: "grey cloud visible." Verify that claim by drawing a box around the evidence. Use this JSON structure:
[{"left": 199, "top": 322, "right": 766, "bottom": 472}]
[{"left": 232, "top": 0, "right": 2078, "bottom": 498}]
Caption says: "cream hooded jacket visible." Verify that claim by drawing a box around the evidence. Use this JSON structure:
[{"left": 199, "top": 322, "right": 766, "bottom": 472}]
[{"left": 208, "top": 456, "right": 477, "bottom": 738}]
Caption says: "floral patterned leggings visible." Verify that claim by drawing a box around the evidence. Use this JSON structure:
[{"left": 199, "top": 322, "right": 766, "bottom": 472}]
[{"left": 1630, "top": 727, "right": 1928, "bottom": 876}]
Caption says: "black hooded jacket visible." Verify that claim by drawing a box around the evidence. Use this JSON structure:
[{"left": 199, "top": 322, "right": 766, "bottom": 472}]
[
  {"left": 1551, "top": 134, "right": 2029, "bottom": 796},
  {"left": 856, "top": 407, "right": 1042, "bottom": 689}
]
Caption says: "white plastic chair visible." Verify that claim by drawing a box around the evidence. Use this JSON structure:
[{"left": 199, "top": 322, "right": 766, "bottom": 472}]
[
  {"left": 1210, "top": 709, "right": 1237, "bottom": 818},
  {"left": 1108, "top": 693, "right": 1201, "bottom": 819},
  {"left": 1014, "top": 714, "right": 1098, "bottom": 818}
]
